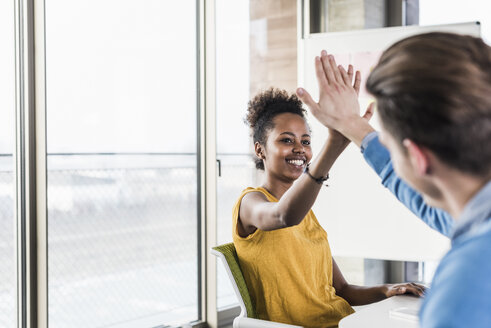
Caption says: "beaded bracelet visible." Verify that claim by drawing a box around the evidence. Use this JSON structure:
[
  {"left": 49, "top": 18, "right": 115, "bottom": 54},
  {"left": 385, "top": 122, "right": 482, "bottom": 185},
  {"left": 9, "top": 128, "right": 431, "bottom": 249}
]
[{"left": 304, "top": 163, "right": 329, "bottom": 186}]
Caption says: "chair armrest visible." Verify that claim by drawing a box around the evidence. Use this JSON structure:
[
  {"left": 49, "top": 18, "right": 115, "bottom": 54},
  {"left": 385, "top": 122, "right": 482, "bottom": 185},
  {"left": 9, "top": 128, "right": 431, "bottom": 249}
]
[{"left": 233, "top": 317, "right": 303, "bottom": 328}]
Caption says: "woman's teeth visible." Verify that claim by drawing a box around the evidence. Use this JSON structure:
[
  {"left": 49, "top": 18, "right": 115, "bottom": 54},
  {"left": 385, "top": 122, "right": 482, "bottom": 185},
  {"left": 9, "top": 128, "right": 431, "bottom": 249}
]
[{"left": 287, "top": 159, "right": 304, "bottom": 166}]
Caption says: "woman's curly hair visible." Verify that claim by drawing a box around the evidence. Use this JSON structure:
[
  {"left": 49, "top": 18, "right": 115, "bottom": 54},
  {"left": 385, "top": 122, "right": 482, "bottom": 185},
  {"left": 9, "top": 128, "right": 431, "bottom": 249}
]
[{"left": 245, "top": 88, "right": 307, "bottom": 170}]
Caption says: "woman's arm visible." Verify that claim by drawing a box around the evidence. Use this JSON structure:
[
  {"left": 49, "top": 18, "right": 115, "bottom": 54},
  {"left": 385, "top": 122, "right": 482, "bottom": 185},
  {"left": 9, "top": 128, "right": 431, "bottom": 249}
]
[
  {"left": 332, "top": 259, "right": 425, "bottom": 306},
  {"left": 239, "top": 133, "right": 350, "bottom": 235},
  {"left": 239, "top": 60, "right": 367, "bottom": 236}
]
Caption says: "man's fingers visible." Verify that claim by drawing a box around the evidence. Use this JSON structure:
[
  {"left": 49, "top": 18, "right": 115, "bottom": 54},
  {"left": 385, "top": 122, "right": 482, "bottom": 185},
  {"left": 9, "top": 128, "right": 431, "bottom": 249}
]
[
  {"left": 339, "top": 65, "right": 351, "bottom": 85},
  {"left": 329, "top": 55, "right": 343, "bottom": 83},
  {"left": 321, "top": 51, "right": 336, "bottom": 84},
  {"left": 315, "top": 56, "right": 329, "bottom": 91},
  {"left": 296, "top": 88, "right": 317, "bottom": 110},
  {"left": 347, "top": 65, "right": 354, "bottom": 84},
  {"left": 354, "top": 70, "right": 362, "bottom": 95}
]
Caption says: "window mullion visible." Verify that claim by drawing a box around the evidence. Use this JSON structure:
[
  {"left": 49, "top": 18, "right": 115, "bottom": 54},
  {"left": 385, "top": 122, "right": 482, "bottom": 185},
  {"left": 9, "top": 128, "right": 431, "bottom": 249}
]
[{"left": 14, "top": 0, "right": 48, "bottom": 327}]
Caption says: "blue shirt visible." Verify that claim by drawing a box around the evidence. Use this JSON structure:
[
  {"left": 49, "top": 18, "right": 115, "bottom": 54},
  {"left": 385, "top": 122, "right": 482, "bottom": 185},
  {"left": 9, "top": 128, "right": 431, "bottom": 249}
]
[{"left": 361, "top": 132, "right": 491, "bottom": 328}]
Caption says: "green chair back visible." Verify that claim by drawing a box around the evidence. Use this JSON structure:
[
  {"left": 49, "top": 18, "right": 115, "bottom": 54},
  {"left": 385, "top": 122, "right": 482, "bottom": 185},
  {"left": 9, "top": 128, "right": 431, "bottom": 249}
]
[{"left": 212, "top": 243, "right": 257, "bottom": 318}]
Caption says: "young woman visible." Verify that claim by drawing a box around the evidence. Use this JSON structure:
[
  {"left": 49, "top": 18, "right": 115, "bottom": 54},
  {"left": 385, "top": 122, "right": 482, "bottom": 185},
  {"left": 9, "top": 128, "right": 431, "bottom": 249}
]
[{"left": 233, "top": 67, "right": 425, "bottom": 327}]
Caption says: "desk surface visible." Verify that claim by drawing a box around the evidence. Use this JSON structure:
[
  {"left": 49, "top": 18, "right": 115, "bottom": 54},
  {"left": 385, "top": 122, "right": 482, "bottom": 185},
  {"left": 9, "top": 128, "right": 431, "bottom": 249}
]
[{"left": 339, "top": 295, "right": 422, "bottom": 328}]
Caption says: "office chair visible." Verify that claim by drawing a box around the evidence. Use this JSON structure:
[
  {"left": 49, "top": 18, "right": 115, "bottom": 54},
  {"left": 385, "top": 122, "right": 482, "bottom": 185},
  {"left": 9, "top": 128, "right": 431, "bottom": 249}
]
[{"left": 211, "top": 243, "right": 303, "bottom": 328}]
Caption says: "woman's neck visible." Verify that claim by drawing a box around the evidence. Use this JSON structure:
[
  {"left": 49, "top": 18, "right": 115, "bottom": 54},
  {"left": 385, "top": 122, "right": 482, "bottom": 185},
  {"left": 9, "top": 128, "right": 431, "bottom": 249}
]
[{"left": 261, "top": 177, "right": 293, "bottom": 200}]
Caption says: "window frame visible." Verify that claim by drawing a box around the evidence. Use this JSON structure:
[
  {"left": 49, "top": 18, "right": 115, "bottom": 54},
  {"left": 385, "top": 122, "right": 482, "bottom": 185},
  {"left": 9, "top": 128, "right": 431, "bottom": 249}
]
[
  {"left": 14, "top": 0, "right": 218, "bottom": 327},
  {"left": 14, "top": 0, "right": 48, "bottom": 326}
]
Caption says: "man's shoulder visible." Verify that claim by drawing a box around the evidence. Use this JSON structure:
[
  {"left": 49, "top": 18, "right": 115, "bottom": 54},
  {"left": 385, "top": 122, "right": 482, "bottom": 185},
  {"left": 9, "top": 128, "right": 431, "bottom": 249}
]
[
  {"left": 420, "top": 230, "right": 491, "bottom": 327},
  {"left": 438, "top": 228, "right": 491, "bottom": 283},
  {"left": 448, "top": 223, "right": 491, "bottom": 266}
]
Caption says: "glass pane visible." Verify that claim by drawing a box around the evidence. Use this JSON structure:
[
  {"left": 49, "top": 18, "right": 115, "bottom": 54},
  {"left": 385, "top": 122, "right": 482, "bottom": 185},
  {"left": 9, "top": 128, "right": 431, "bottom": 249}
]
[
  {"left": 309, "top": 0, "right": 391, "bottom": 33},
  {"left": 45, "top": 1, "right": 199, "bottom": 327},
  {"left": 216, "top": 0, "right": 253, "bottom": 309},
  {"left": 216, "top": 0, "right": 299, "bottom": 310},
  {"left": 0, "top": 0, "right": 16, "bottom": 326}
]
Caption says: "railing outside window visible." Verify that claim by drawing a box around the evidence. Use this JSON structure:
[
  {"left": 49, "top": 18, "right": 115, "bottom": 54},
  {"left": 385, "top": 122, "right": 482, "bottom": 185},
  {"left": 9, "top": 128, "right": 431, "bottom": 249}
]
[
  {"left": 47, "top": 153, "right": 198, "bottom": 327},
  {"left": 0, "top": 157, "right": 15, "bottom": 328}
]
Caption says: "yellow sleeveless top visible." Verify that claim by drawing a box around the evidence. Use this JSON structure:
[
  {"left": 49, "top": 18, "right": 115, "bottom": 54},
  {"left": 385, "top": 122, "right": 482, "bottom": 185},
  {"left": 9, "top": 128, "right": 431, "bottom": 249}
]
[{"left": 233, "top": 187, "right": 354, "bottom": 328}]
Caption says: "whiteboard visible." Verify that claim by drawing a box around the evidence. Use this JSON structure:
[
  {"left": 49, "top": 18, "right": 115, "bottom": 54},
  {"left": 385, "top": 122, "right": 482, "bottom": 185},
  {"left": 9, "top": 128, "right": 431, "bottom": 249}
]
[{"left": 299, "top": 22, "right": 480, "bottom": 261}]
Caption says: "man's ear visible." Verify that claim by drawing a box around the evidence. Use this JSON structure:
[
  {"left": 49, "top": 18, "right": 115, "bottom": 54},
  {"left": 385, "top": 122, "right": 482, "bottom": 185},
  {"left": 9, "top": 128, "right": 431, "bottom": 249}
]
[
  {"left": 403, "top": 139, "right": 430, "bottom": 175},
  {"left": 254, "top": 142, "right": 265, "bottom": 160}
]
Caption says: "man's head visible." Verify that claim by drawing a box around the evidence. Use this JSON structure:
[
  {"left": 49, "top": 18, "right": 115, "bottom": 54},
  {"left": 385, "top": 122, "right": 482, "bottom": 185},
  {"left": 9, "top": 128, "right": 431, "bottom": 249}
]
[{"left": 366, "top": 32, "right": 491, "bottom": 207}]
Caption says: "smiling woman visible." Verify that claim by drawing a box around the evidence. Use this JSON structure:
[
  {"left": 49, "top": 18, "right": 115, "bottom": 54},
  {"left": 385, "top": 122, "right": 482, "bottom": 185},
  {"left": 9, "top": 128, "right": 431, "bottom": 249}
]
[{"left": 231, "top": 86, "right": 426, "bottom": 328}]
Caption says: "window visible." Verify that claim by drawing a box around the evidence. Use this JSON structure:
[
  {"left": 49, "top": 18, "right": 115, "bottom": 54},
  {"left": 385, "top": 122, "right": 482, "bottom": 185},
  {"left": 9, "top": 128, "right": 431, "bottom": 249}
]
[
  {"left": 215, "top": 0, "right": 298, "bottom": 310},
  {"left": 216, "top": 0, "right": 253, "bottom": 309},
  {"left": 0, "top": 1, "right": 16, "bottom": 327},
  {"left": 45, "top": 1, "right": 200, "bottom": 326}
]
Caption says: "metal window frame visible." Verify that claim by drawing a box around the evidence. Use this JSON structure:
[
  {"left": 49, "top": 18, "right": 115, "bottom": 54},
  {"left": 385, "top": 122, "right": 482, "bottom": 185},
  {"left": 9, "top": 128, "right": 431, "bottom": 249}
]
[
  {"left": 14, "top": 0, "right": 48, "bottom": 327},
  {"left": 199, "top": 0, "right": 218, "bottom": 327},
  {"left": 297, "top": 0, "right": 307, "bottom": 90}
]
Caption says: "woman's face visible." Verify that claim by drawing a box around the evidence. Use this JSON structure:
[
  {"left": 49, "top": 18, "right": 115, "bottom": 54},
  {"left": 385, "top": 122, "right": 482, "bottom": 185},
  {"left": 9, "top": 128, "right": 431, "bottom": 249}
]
[{"left": 259, "top": 112, "right": 312, "bottom": 183}]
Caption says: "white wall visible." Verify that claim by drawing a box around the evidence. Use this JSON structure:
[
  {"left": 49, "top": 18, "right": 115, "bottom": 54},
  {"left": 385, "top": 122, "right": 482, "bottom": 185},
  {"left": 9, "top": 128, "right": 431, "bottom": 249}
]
[{"left": 300, "top": 23, "right": 480, "bottom": 261}]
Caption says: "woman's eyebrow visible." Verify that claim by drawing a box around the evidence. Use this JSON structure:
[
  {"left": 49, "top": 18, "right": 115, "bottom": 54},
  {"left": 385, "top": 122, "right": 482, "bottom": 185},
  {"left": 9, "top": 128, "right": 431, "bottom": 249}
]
[{"left": 278, "top": 132, "right": 311, "bottom": 138}]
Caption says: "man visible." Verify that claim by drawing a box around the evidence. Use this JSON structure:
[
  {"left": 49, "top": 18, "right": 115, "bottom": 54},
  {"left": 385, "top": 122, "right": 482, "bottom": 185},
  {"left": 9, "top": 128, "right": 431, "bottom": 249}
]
[{"left": 296, "top": 32, "right": 491, "bottom": 327}]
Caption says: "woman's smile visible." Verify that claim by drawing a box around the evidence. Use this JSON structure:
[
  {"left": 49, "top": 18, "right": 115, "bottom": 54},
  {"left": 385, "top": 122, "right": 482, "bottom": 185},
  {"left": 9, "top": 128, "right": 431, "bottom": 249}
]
[{"left": 285, "top": 157, "right": 307, "bottom": 168}]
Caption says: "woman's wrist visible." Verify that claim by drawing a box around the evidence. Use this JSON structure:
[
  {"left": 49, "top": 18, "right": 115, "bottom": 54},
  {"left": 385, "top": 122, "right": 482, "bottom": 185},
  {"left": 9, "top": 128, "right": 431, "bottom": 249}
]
[
  {"left": 380, "top": 284, "right": 390, "bottom": 299},
  {"left": 326, "top": 130, "right": 350, "bottom": 150}
]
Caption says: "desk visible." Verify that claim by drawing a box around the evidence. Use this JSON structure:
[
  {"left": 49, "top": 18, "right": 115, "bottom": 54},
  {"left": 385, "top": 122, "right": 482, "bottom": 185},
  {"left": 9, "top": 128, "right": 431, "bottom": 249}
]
[{"left": 339, "top": 295, "right": 422, "bottom": 328}]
